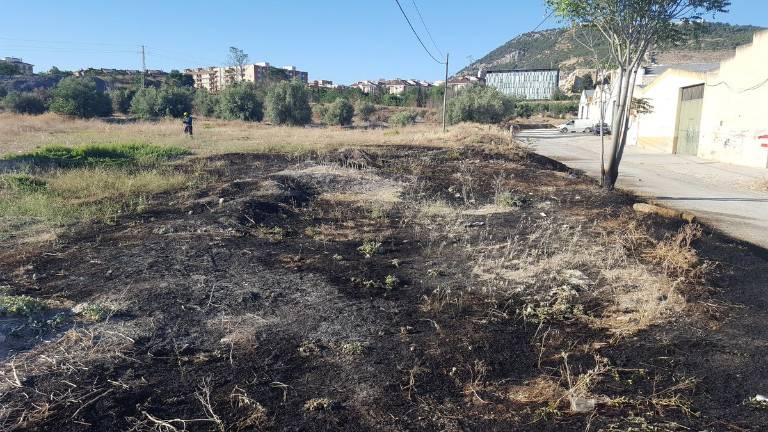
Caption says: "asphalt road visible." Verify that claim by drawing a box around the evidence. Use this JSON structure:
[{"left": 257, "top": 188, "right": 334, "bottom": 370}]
[{"left": 519, "top": 129, "right": 768, "bottom": 249}]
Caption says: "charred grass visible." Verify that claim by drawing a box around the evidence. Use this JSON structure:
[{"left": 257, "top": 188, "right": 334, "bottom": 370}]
[{"left": 0, "top": 132, "right": 766, "bottom": 431}]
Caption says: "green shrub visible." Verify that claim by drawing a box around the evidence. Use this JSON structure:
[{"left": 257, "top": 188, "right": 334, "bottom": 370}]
[
  {"left": 355, "top": 100, "right": 375, "bottom": 121},
  {"left": 0, "top": 86, "right": 7, "bottom": 99},
  {"left": 217, "top": 82, "right": 263, "bottom": 121},
  {"left": 312, "top": 103, "right": 328, "bottom": 121},
  {"left": 129, "top": 87, "right": 159, "bottom": 119},
  {"left": 389, "top": 110, "right": 417, "bottom": 127},
  {"left": 130, "top": 86, "right": 192, "bottom": 119},
  {"left": 194, "top": 89, "right": 219, "bottom": 117},
  {"left": 322, "top": 98, "right": 354, "bottom": 126},
  {"left": 49, "top": 77, "right": 112, "bottom": 118},
  {"left": 445, "top": 85, "right": 514, "bottom": 125},
  {"left": 0, "top": 294, "right": 47, "bottom": 319},
  {"left": 156, "top": 86, "right": 193, "bottom": 118},
  {"left": 3, "top": 92, "right": 47, "bottom": 115},
  {"left": 109, "top": 88, "right": 135, "bottom": 114},
  {"left": 0, "top": 175, "right": 48, "bottom": 192},
  {"left": 265, "top": 80, "right": 311, "bottom": 125}
]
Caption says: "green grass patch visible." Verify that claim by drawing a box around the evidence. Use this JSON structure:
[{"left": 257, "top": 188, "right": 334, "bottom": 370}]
[
  {"left": 0, "top": 175, "right": 48, "bottom": 192},
  {"left": 6, "top": 143, "right": 191, "bottom": 168},
  {"left": 0, "top": 294, "right": 48, "bottom": 319}
]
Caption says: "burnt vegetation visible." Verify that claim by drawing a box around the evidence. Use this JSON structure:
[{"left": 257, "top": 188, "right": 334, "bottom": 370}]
[{"left": 0, "top": 135, "right": 767, "bottom": 431}]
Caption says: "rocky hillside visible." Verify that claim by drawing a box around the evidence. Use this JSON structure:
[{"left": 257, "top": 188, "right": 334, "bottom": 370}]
[{"left": 460, "top": 22, "right": 763, "bottom": 76}]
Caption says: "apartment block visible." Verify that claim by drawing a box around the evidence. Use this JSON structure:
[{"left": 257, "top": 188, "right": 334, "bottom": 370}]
[{"left": 185, "top": 62, "right": 308, "bottom": 92}]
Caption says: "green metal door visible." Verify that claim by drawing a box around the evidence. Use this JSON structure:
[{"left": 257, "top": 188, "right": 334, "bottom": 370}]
[{"left": 675, "top": 84, "right": 704, "bottom": 156}]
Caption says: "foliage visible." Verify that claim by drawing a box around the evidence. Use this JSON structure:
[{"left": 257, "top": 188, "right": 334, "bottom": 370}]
[
  {"left": 7, "top": 143, "right": 191, "bottom": 167},
  {"left": 156, "top": 86, "right": 193, "bottom": 117},
  {"left": 0, "top": 62, "right": 20, "bottom": 76},
  {"left": 0, "top": 294, "right": 47, "bottom": 319},
  {"left": 130, "top": 86, "right": 193, "bottom": 119},
  {"left": 307, "top": 86, "right": 366, "bottom": 104},
  {"left": 445, "top": 85, "right": 515, "bottom": 124},
  {"left": 217, "top": 82, "right": 264, "bottom": 121},
  {"left": 47, "top": 66, "right": 71, "bottom": 77},
  {"left": 50, "top": 77, "right": 112, "bottom": 118},
  {"left": 194, "top": 89, "right": 220, "bottom": 117},
  {"left": 228, "top": 47, "right": 249, "bottom": 82},
  {"left": 166, "top": 69, "right": 195, "bottom": 87},
  {"left": 109, "top": 88, "right": 135, "bottom": 114},
  {"left": 3, "top": 92, "right": 47, "bottom": 115},
  {"left": 322, "top": 98, "right": 354, "bottom": 126},
  {"left": 265, "top": 80, "right": 311, "bottom": 125},
  {"left": 0, "top": 86, "right": 6, "bottom": 99},
  {"left": 389, "top": 110, "right": 418, "bottom": 127},
  {"left": 355, "top": 100, "right": 375, "bottom": 121}
]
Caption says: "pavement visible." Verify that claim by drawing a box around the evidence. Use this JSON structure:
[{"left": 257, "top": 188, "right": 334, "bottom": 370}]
[{"left": 518, "top": 129, "right": 768, "bottom": 249}]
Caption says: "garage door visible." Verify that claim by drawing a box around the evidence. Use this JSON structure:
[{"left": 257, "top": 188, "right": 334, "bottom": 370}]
[{"left": 675, "top": 84, "right": 704, "bottom": 156}]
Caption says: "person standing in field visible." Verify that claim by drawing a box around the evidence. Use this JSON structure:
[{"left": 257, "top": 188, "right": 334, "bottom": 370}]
[{"left": 182, "top": 112, "right": 193, "bottom": 137}]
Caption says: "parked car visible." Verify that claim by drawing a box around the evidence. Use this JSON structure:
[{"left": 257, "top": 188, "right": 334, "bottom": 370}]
[
  {"left": 592, "top": 122, "right": 611, "bottom": 135},
  {"left": 557, "top": 119, "right": 594, "bottom": 134}
]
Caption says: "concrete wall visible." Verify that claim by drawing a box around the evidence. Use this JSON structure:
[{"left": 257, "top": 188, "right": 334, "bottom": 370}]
[
  {"left": 698, "top": 30, "right": 768, "bottom": 168},
  {"left": 633, "top": 70, "right": 707, "bottom": 152},
  {"left": 485, "top": 69, "right": 559, "bottom": 100}
]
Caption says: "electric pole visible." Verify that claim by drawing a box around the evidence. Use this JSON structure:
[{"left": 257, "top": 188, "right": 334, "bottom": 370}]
[
  {"left": 442, "top": 53, "right": 449, "bottom": 133},
  {"left": 141, "top": 45, "right": 146, "bottom": 88}
]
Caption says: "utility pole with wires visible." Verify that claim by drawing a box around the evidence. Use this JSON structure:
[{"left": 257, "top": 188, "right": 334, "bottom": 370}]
[
  {"left": 140, "top": 45, "right": 146, "bottom": 87},
  {"left": 394, "top": 0, "right": 449, "bottom": 132},
  {"left": 442, "top": 53, "right": 449, "bottom": 132}
]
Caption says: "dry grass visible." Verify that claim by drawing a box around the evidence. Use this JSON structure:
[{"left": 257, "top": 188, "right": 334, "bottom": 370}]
[
  {"left": 0, "top": 167, "right": 197, "bottom": 243},
  {"left": 0, "top": 113, "right": 512, "bottom": 158}
]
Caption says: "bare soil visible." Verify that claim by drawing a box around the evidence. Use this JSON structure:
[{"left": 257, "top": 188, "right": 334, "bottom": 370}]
[{"left": 2, "top": 145, "right": 768, "bottom": 431}]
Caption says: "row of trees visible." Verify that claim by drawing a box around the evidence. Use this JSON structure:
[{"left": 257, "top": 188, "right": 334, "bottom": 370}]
[{"left": 444, "top": 85, "right": 578, "bottom": 124}]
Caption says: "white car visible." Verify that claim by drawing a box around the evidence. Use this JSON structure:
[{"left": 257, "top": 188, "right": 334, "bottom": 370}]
[{"left": 557, "top": 119, "right": 594, "bottom": 134}]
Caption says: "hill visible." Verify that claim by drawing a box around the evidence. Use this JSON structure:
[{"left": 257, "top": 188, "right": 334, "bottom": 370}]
[{"left": 459, "top": 22, "right": 764, "bottom": 76}]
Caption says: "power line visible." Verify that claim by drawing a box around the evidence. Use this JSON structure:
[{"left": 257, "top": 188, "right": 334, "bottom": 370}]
[
  {"left": 531, "top": 9, "right": 556, "bottom": 33},
  {"left": 410, "top": 0, "right": 443, "bottom": 58},
  {"left": 393, "top": 0, "right": 445, "bottom": 64}
]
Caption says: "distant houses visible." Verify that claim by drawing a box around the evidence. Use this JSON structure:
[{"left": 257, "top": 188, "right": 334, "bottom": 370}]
[
  {"left": 1, "top": 57, "right": 33, "bottom": 75},
  {"left": 184, "top": 62, "right": 308, "bottom": 92},
  {"left": 578, "top": 29, "right": 768, "bottom": 169}
]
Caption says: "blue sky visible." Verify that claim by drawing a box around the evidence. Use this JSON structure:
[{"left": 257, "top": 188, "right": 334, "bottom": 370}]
[{"left": 2, "top": 0, "right": 766, "bottom": 84}]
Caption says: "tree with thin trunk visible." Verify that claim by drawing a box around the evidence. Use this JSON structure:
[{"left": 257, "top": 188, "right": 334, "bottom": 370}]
[
  {"left": 227, "top": 47, "right": 249, "bottom": 83},
  {"left": 546, "top": 0, "right": 730, "bottom": 189}
]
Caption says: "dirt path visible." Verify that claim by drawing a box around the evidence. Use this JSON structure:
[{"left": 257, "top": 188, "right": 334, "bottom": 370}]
[{"left": 1, "top": 146, "right": 767, "bottom": 431}]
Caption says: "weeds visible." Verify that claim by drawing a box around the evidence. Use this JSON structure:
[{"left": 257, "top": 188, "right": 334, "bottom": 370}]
[
  {"left": 339, "top": 341, "right": 364, "bottom": 357},
  {"left": 357, "top": 240, "right": 382, "bottom": 258},
  {"left": 643, "top": 224, "right": 714, "bottom": 288},
  {"left": 78, "top": 303, "right": 112, "bottom": 322},
  {"left": 303, "top": 398, "right": 334, "bottom": 412},
  {"left": 384, "top": 274, "right": 400, "bottom": 290},
  {"left": 0, "top": 294, "right": 47, "bottom": 319}
]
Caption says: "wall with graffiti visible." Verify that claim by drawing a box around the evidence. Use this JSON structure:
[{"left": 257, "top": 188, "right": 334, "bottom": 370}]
[{"left": 698, "top": 30, "right": 768, "bottom": 168}]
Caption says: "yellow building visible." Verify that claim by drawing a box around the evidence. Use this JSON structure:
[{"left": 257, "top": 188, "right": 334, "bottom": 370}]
[
  {"left": 632, "top": 30, "right": 768, "bottom": 168},
  {"left": 698, "top": 30, "right": 768, "bottom": 168},
  {"left": 631, "top": 65, "right": 718, "bottom": 153}
]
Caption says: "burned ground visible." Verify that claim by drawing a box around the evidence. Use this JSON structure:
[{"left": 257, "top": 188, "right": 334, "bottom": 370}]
[{"left": 1, "top": 144, "right": 767, "bottom": 431}]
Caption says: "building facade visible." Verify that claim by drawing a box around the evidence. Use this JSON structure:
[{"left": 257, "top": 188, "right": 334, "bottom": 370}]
[
  {"left": 185, "top": 62, "right": 308, "bottom": 92},
  {"left": 592, "top": 30, "right": 768, "bottom": 169},
  {"left": 484, "top": 69, "right": 560, "bottom": 100},
  {"left": 1, "top": 57, "right": 33, "bottom": 75}
]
